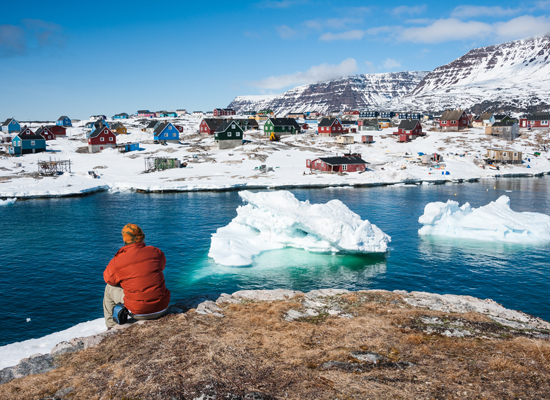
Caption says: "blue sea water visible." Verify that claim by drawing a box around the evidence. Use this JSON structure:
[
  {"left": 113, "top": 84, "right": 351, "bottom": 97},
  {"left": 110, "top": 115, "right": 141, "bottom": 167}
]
[{"left": 1, "top": 177, "right": 549, "bottom": 346}]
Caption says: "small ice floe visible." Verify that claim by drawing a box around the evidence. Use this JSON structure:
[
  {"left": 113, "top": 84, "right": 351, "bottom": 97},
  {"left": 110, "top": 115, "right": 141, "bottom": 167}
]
[
  {"left": 505, "top": 190, "right": 513, "bottom": 192},
  {"left": 418, "top": 195, "right": 550, "bottom": 243},
  {"left": 26, "top": 318, "right": 31, "bottom": 322},
  {"left": 208, "top": 190, "right": 391, "bottom": 266},
  {"left": 0, "top": 198, "right": 17, "bottom": 206}
]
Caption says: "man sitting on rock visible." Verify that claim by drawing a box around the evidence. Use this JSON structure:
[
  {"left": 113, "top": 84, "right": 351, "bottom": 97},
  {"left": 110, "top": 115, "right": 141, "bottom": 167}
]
[{"left": 103, "top": 224, "right": 171, "bottom": 328}]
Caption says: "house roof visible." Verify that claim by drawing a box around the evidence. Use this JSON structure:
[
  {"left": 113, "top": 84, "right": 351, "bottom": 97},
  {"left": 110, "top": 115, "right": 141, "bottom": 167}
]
[
  {"left": 35, "top": 127, "right": 52, "bottom": 136},
  {"left": 89, "top": 127, "right": 112, "bottom": 138},
  {"left": 57, "top": 116, "right": 69, "bottom": 121},
  {"left": 398, "top": 119, "right": 421, "bottom": 130},
  {"left": 137, "top": 110, "right": 151, "bottom": 114},
  {"left": 317, "top": 155, "right": 368, "bottom": 165},
  {"left": 114, "top": 113, "right": 129, "bottom": 117},
  {"left": 441, "top": 110, "right": 465, "bottom": 121},
  {"left": 154, "top": 122, "right": 170, "bottom": 135},
  {"left": 524, "top": 113, "right": 550, "bottom": 120},
  {"left": 202, "top": 118, "right": 225, "bottom": 130},
  {"left": 111, "top": 122, "right": 125, "bottom": 130},
  {"left": 215, "top": 120, "right": 244, "bottom": 133},
  {"left": 2, "top": 118, "right": 15, "bottom": 126},
  {"left": 15, "top": 133, "right": 45, "bottom": 141},
  {"left": 492, "top": 121, "right": 517, "bottom": 127},
  {"left": 267, "top": 118, "right": 301, "bottom": 129},
  {"left": 146, "top": 120, "right": 160, "bottom": 129},
  {"left": 318, "top": 118, "right": 340, "bottom": 127},
  {"left": 493, "top": 114, "right": 509, "bottom": 120}
]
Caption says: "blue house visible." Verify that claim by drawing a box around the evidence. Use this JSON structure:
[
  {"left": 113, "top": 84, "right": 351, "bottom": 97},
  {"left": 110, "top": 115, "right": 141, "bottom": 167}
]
[
  {"left": 158, "top": 111, "right": 177, "bottom": 117},
  {"left": 359, "top": 110, "right": 379, "bottom": 118},
  {"left": 86, "top": 120, "right": 110, "bottom": 137},
  {"left": 406, "top": 112, "right": 423, "bottom": 120},
  {"left": 56, "top": 116, "right": 72, "bottom": 127},
  {"left": 154, "top": 122, "right": 179, "bottom": 143},
  {"left": 380, "top": 111, "right": 395, "bottom": 119},
  {"left": 1, "top": 118, "right": 21, "bottom": 133},
  {"left": 113, "top": 113, "right": 129, "bottom": 119},
  {"left": 9, "top": 133, "right": 47, "bottom": 155},
  {"left": 118, "top": 142, "right": 140, "bottom": 152}
]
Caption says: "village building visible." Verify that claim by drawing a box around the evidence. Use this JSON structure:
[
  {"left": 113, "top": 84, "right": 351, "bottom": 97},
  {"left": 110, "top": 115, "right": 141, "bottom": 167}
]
[
  {"left": 214, "top": 120, "right": 244, "bottom": 149},
  {"left": 154, "top": 122, "right": 180, "bottom": 143},
  {"left": 264, "top": 118, "right": 302, "bottom": 136},
  {"left": 56, "top": 116, "right": 72, "bottom": 127},
  {"left": 344, "top": 110, "right": 360, "bottom": 116},
  {"left": 111, "top": 122, "right": 128, "bottom": 134},
  {"left": 485, "top": 121, "right": 520, "bottom": 140},
  {"left": 306, "top": 154, "right": 368, "bottom": 173},
  {"left": 439, "top": 110, "right": 470, "bottom": 131},
  {"left": 88, "top": 126, "right": 117, "bottom": 153},
  {"left": 19, "top": 126, "right": 35, "bottom": 136},
  {"left": 359, "top": 110, "right": 379, "bottom": 119},
  {"left": 318, "top": 118, "right": 343, "bottom": 136},
  {"left": 421, "top": 153, "right": 444, "bottom": 165},
  {"left": 176, "top": 109, "right": 187, "bottom": 116},
  {"left": 200, "top": 118, "right": 224, "bottom": 135},
  {"left": 286, "top": 112, "right": 305, "bottom": 119},
  {"left": 47, "top": 125, "right": 67, "bottom": 137},
  {"left": 361, "top": 135, "right": 374, "bottom": 143},
  {"left": 358, "top": 119, "right": 381, "bottom": 131},
  {"left": 137, "top": 110, "right": 155, "bottom": 118},
  {"left": 145, "top": 120, "right": 161, "bottom": 133},
  {"left": 380, "top": 111, "right": 395, "bottom": 119},
  {"left": 486, "top": 148, "right": 522, "bottom": 164},
  {"left": 336, "top": 135, "right": 354, "bottom": 144},
  {"left": 192, "top": 111, "right": 204, "bottom": 117},
  {"left": 213, "top": 108, "right": 236, "bottom": 117},
  {"left": 35, "top": 126, "right": 56, "bottom": 141},
  {"left": 90, "top": 114, "right": 107, "bottom": 120},
  {"left": 406, "top": 112, "right": 423, "bottom": 120},
  {"left": 118, "top": 142, "right": 140, "bottom": 153},
  {"left": 519, "top": 113, "right": 550, "bottom": 129},
  {"left": 1, "top": 118, "right": 21, "bottom": 133},
  {"left": 156, "top": 111, "right": 177, "bottom": 118},
  {"left": 9, "top": 133, "right": 46, "bottom": 155},
  {"left": 394, "top": 119, "right": 424, "bottom": 140},
  {"left": 113, "top": 113, "right": 129, "bottom": 119}
]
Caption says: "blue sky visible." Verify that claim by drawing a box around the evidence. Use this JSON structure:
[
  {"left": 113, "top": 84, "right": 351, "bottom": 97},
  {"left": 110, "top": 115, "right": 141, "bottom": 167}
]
[{"left": 1, "top": 0, "right": 550, "bottom": 120}]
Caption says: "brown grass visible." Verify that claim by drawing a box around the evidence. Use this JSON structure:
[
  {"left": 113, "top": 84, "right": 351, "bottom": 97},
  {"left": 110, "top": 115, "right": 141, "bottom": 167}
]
[{"left": 2, "top": 292, "right": 550, "bottom": 399}]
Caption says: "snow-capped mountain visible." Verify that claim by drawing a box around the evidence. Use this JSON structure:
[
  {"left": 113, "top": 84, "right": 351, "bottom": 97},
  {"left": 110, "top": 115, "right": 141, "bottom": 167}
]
[
  {"left": 228, "top": 72, "right": 429, "bottom": 115},
  {"left": 392, "top": 34, "right": 550, "bottom": 113}
]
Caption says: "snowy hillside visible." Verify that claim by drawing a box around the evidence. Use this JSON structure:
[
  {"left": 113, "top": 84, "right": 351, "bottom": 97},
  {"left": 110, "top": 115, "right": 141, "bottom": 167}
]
[
  {"left": 228, "top": 72, "right": 429, "bottom": 115},
  {"left": 393, "top": 34, "right": 550, "bottom": 113}
]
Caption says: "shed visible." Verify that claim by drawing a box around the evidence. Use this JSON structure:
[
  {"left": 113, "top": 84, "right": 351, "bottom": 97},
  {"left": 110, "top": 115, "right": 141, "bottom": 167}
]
[
  {"left": 336, "top": 135, "right": 354, "bottom": 144},
  {"left": 486, "top": 148, "right": 522, "bottom": 164},
  {"left": 361, "top": 135, "right": 374, "bottom": 143}
]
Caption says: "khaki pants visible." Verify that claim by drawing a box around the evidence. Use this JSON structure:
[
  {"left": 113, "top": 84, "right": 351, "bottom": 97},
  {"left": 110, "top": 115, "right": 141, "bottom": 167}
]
[{"left": 103, "top": 284, "right": 168, "bottom": 328}]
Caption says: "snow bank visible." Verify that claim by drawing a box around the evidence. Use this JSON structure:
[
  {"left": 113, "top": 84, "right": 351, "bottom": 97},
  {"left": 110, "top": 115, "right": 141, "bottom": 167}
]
[
  {"left": 418, "top": 195, "right": 550, "bottom": 243},
  {"left": 0, "top": 198, "right": 16, "bottom": 206},
  {"left": 0, "top": 318, "right": 105, "bottom": 369},
  {"left": 208, "top": 190, "right": 391, "bottom": 266}
]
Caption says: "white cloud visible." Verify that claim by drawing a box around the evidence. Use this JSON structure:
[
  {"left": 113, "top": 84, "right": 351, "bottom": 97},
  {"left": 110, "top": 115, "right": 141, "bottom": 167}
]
[
  {"left": 276, "top": 25, "right": 298, "bottom": 39},
  {"left": 252, "top": 58, "right": 358, "bottom": 90},
  {"left": 399, "top": 18, "right": 493, "bottom": 43},
  {"left": 366, "top": 26, "right": 395, "bottom": 35},
  {"left": 451, "top": 5, "right": 519, "bottom": 19},
  {"left": 392, "top": 5, "right": 427, "bottom": 16},
  {"left": 320, "top": 30, "right": 366, "bottom": 41},
  {"left": 493, "top": 15, "right": 550, "bottom": 41},
  {"left": 381, "top": 58, "right": 402, "bottom": 70}
]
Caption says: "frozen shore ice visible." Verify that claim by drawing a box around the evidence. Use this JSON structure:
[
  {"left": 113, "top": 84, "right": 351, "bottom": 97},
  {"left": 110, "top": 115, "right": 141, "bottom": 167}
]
[
  {"left": 0, "top": 198, "right": 16, "bottom": 206},
  {"left": 418, "top": 195, "right": 550, "bottom": 243},
  {"left": 208, "top": 190, "right": 391, "bottom": 266}
]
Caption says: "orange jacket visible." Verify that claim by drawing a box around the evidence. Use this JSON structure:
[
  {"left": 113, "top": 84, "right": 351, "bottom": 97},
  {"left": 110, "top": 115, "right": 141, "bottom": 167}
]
[{"left": 104, "top": 242, "right": 170, "bottom": 315}]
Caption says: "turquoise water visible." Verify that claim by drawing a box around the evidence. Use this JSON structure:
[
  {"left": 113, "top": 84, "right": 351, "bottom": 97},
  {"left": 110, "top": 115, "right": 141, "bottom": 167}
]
[{"left": 1, "top": 177, "right": 550, "bottom": 346}]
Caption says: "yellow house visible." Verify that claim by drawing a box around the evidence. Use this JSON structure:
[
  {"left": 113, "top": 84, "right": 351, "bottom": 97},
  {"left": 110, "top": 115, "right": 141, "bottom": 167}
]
[
  {"left": 111, "top": 122, "right": 128, "bottom": 134},
  {"left": 336, "top": 135, "right": 354, "bottom": 144}
]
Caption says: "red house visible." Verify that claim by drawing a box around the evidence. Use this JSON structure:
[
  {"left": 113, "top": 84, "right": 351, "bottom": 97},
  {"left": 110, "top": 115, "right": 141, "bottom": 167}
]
[
  {"left": 35, "top": 126, "right": 55, "bottom": 140},
  {"left": 306, "top": 154, "right": 368, "bottom": 173},
  {"left": 174, "top": 125, "right": 184, "bottom": 133},
  {"left": 47, "top": 125, "right": 67, "bottom": 137},
  {"left": 344, "top": 110, "right": 360, "bottom": 115},
  {"left": 213, "top": 108, "right": 236, "bottom": 117},
  {"left": 200, "top": 118, "right": 224, "bottom": 134},
  {"left": 19, "top": 126, "right": 34, "bottom": 136},
  {"left": 439, "top": 110, "right": 469, "bottom": 131},
  {"left": 318, "top": 118, "right": 343, "bottom": 136},
  {"left": 519, "top": 113, "right": 550, "bottom": 129},
  {"left": 393, "top": 119, "right": 424, "bottom": 138},
  {"left": 88, "top": 126, "right": 117, "bottom": 153}
]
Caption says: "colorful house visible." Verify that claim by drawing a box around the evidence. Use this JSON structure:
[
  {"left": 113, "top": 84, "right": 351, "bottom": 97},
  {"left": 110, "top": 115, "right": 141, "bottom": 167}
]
[
  {"left": 214, "top": 120, "right": 244, "bottom": 149},
  {"left": 264, "top": 118, "right": 301, "bottom": 136},
  {"left": 440, "top": 110, "right": 469, "bottom": 131},
  {"left": 111, "top": 122, "right": 128, "bottom": 134},
  {"left": 336, "top": 135, "right": 354, "bottom": 144},
  {"left": 213, "top": 108, "right": 236, "bottom": 117},
  {"left": 88, "top": 126, "right": 117, "bottom": 153},
  {"left": 318, "top": 118, "right": 343, "bottom": 136},
  {"left": 519, "top": 113, "right": 550, "bottom": 129},
  {"left": 56, "top": 116, "right": 72, "bottom": 127},
  {"left": 87, "top": 120, "right": 110, "bottom": 137},
  {"left": 154, "top": 122, "right": 180, "bottom": 143},
  {"left": 200, "top": 118, "right": 224, "bottom": 135},
  {"left": 176, "top": 109, "right": 187, "bottom": 116},
  {"left": 359, "top": 110, "right": 379, "bottom": 118},
  {"left": 35, "top": 126, "right": 56, "bottom": 141},
  {"left": 47, "top": 125, "right": 67, "bottom": 137},
  {"left": 113, "top": 113, "right": 129, "bottom": 119},
  {"left": 137, "top": 110, "right": 155, "bottom": 118},
  {"left": 9, "top": 133, "right": 46, "bottom": 155},
  {"left": 485, "top": 121, "right": 520, "bottom": 140},
  {"left": 19, "top": 126, "right": 35, "bottom": 136},
  {"left": 286, "top": 112, "right": 305, "bottom": 119},
  {"left": 1, "top": 118, "right": 21, "bottom": 133},
  {"left": 306, "top": 154, "right": 368, "bottom": 173},
  {"left": 394, "top": 120, "right": 424, "bottom": 139},
  {"left": 486, "top": 148, "right": 522, "bottom": 164},
  {"left": 145, "top": 120, "right": 161, "bottom": 133}
]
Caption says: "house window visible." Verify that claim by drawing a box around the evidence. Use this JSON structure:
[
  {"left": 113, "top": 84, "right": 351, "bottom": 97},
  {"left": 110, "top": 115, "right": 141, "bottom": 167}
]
[
  {"left": 342, "top": 165, "right": 348, "bottom": 171},
  {"left": 228, "top": 132, "right": 232, "bottom": 137},
  {"left": 232, "top": 124, "right": 235, "bottom": 129},
  {"left": 514, "top": 152, "right": 518, "bottom": 157},
  {"left": 100, "top": 137, "right": 104, "bottom": 141},
  {"left": 543, "top": 121, "right": 549, "bottom": 125},
  {"left": 503, "top": 152, "right": 507, "bottom": 157},
  {"left": 236, "top": 132, "right": 240, "bottom": 137},
  {"left": 31, "top": 141, "right": 35, "bottom": 146},
  {"left": 109, "top": 137, "right": 113, "bottom": 141},
  {"left": 451, "top": 120, "right": 456, "bottom": 124}
]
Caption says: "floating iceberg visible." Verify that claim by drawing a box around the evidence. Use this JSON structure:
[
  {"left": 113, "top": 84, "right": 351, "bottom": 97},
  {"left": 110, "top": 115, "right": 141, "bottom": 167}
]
[
  {"left": 418, "top": 195, "right": 550, "bottom": 243},
  {"left": 0, "top": 198, "right": 16, "bottom": 206},
  {"left": 209, "top": 190, "right": 391, "bottom": 266}
]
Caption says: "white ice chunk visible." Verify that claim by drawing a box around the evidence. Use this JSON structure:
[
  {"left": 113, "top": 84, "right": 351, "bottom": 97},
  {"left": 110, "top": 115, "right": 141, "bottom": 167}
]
[
  {"left": 0, "top": 198, "right": 16, "bottom": 206},
  {"left": 208, "top": 190, "right": 391, "bottom": 266},
  {"left": 418, "top": 195, "right": 550, "bottom": 243}
]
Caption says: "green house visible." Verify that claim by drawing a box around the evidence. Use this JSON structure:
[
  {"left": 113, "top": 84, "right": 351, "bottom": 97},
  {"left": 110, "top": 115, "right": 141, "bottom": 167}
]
[
  {"left": 214, "top": 120, "right": 244, "bottom": 149},
  {"left": 264, "top": 118, "right": 301, "bottom": 136}
]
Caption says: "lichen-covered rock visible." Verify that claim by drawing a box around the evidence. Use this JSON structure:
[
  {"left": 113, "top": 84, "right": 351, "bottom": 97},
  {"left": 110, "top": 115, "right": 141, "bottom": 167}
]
[
  {"left": 231, "top": 289, "right": 303, "bottom": 302},
  {"left": 196, "top": 301, "right": 225, "bottom": 317},
  {"left": 0, "top": 354, "right": 56, "bottom": 385},
  {"left": 305, "top": 289, "right": 349, "bottom": 299}
]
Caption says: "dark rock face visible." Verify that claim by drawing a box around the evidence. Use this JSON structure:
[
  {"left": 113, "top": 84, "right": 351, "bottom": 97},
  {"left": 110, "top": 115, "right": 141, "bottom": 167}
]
[
  {"left": 228, "top": 72, "right": 428, "bottom": 115},
  {"left": 0, "top": 354, "right": 56, "bottom": 385}
]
